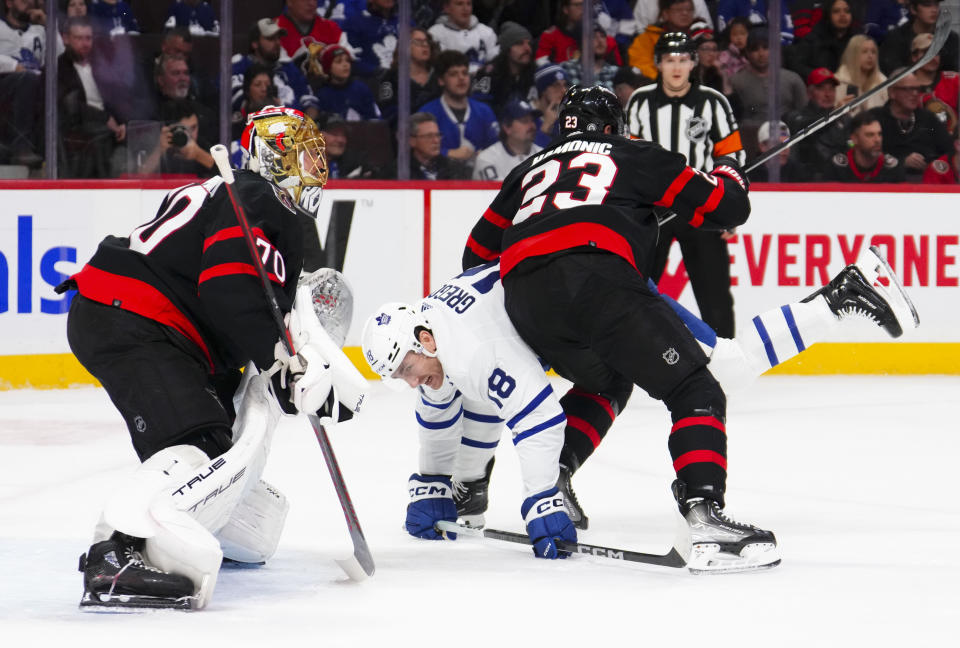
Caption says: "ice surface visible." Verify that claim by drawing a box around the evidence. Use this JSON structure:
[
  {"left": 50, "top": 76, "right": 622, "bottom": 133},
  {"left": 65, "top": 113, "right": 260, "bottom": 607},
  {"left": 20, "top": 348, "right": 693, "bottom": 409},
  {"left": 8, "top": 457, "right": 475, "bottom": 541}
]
[{"left": 1, "top": 376, "right": 958, "bottom": 646}]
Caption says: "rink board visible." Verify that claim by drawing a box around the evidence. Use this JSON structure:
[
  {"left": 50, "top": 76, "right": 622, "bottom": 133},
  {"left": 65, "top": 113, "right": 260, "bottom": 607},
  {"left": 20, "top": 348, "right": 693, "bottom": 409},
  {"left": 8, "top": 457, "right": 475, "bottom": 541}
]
[{"left": 0, "top": 181, "right": 957, "bottom": 388}]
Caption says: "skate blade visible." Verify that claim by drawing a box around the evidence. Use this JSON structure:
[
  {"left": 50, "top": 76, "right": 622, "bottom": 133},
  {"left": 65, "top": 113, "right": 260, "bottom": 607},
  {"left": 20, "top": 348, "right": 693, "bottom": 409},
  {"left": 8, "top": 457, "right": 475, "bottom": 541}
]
[
  {"left": 859, "top": 246, "right": 921, "bottom": 334},
  {"left": 458, "top": 514, "right": 486, "bottom": 529},
  {"left": 686, "top": 542, "right": 780, "bottom": 575},
  {"left": 80, "top": 591, "right": 195, "bottom": 611}
]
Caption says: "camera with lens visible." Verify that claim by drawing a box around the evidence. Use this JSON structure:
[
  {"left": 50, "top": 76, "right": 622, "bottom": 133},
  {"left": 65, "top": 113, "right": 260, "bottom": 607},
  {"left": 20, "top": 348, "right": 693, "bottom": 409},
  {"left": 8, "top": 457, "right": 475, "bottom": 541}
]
[{"left": 169, "top": 124, "right": 190, "bottom": 148}]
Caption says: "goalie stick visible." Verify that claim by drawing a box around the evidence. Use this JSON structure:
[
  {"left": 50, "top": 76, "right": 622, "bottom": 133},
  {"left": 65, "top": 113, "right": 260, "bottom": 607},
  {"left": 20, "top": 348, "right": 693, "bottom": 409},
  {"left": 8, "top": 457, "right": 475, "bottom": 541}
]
[
  {"left": 658, "top": 7, "right": 953, "bottom": 226},
  {"left": 435, "top": 520, "right": 686, "bottom": 569},
  {"left": 209, "top": 144, "right": 374, "bottom": 581}
]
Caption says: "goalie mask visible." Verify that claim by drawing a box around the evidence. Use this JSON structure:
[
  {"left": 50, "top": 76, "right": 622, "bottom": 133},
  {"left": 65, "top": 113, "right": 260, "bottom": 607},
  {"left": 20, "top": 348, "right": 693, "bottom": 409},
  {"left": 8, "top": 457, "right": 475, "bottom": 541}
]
[
  {"left": 240, "top": 106, "right": 328, "bottom": 217},
  {"left": 361, "top": 302, "right": 435, "bottom": 390}
]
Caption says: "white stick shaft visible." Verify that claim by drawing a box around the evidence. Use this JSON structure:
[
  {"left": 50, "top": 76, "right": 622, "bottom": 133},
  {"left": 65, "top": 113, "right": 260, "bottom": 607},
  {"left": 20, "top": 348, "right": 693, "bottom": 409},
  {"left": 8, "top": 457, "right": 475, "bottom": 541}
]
[{"left": 210, "top": 144, "right": 235, "bottom": 184}]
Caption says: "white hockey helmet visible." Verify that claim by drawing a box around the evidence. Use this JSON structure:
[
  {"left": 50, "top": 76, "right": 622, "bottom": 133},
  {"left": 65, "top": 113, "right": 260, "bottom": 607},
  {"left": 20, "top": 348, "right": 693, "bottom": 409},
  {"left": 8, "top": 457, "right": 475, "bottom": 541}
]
[
  {"left": 239, "top": 105, "right": 328, "bottom": 208},
  {"left": 361, "top": 302, "right": 435, "bottom": 387}
]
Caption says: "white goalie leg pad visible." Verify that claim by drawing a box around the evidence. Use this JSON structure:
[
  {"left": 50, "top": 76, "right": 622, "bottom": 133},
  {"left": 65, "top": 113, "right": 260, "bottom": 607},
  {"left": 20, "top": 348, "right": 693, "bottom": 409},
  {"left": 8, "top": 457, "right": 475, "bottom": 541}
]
[
  {"left": 216, "top": 479, "right": 289, "bottom": 563},
  {"left": 290, "top": 282, "right": 369, "bottom": 416}
]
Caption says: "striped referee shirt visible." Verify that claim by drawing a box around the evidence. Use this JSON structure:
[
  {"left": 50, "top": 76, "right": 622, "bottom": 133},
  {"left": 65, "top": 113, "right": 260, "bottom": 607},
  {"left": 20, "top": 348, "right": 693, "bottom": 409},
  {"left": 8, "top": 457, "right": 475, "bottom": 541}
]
[{"left": 625, "top": 83, "right": 745, "bottom": 171}]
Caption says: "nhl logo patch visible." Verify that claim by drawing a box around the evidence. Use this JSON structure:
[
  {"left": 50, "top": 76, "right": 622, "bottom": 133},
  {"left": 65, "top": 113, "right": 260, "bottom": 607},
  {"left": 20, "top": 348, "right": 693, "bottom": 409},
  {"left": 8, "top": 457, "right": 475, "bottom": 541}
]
[
  {"left": 134, "top": 415, "right": 147, "bottom": 433},
  {"left": 662, "top": 347, "right": 680, "bottom": 365},
  {"left": 685, "top": 116, "right": 708, "bottom": 142}
]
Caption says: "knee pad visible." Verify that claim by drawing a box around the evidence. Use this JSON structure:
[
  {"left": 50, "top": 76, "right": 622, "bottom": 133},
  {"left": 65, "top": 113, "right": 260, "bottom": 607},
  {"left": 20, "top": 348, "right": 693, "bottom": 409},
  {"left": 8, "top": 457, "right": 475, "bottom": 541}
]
[
  {"left": 662, "top": 367, "right": 725, "bottom": 421},
  {"left": 216, "top": 479, "right": 289, "bottom": 564}
]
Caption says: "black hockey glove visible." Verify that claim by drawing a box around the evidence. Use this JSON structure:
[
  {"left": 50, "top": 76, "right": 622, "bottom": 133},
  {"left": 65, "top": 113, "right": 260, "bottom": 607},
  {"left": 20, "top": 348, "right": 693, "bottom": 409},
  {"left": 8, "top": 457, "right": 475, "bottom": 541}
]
[{"left": 711, "top": 156, "right": 749, "bottom": 194}]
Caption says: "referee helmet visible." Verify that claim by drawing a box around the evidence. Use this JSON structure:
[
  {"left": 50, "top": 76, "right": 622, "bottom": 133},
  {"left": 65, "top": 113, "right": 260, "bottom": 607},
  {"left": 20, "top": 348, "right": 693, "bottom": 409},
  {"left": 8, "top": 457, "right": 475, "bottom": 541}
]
[{"left": 654, "top": 32, "right": 697, "bottom": 63}]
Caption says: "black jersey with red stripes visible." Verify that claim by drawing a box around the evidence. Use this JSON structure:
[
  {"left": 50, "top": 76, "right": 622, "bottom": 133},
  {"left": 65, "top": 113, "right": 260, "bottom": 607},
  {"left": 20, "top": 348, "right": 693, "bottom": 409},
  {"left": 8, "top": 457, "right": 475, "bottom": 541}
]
[
  {"left": 69, "top": 171, "right": 304, "bottom": 373},
  {"left": 462, "top": 132, "right": 750, "bottom": 277}
]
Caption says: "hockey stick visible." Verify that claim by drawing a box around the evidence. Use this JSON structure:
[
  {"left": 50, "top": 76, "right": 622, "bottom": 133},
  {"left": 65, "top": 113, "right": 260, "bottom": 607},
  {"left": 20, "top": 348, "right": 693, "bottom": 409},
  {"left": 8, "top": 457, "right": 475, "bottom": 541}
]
[
  {"left": 209, "top": 145, "right": 375, "bottom": 581},
  {"left": 435, "top": 520, "right": 686, "bottom": 568},
  {"left": 658, "top": 8, "right": 952, "bottom": 226}
]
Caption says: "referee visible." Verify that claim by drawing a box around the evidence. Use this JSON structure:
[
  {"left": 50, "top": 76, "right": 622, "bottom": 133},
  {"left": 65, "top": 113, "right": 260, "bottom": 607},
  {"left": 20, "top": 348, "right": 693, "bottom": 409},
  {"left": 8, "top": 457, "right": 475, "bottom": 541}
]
[{"left": 625, "top": 32, "right": 744, "bottom": 337}]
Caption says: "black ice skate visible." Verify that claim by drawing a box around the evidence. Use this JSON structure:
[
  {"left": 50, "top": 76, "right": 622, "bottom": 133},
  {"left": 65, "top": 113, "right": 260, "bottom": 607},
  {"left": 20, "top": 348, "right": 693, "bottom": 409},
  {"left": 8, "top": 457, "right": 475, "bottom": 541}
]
[
  {"left": 557, "top": 464, "right": 589, "bottom": 530},
  {"left": 453, "top": 458, "right": 495, "bottom": 529},
  {"left": 673, "top": 481, "right": 779, "bottom": 574},
  {"left": 803, "top": 245, "right": 919, "bottom": 338},
  {"left": 79, "top": 532, "right": 195, "bottom": 610}
]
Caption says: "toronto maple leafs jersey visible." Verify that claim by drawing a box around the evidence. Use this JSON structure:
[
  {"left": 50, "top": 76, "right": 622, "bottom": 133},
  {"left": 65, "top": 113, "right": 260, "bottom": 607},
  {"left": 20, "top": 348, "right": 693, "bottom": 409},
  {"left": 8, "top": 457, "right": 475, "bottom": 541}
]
[{"left": 413, "top": 262, "right": 564, "bottom": 497}]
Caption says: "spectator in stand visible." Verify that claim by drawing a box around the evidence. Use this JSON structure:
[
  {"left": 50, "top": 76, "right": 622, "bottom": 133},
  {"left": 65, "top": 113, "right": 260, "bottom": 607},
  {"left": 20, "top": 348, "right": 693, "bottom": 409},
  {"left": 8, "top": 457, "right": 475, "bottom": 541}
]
[
  {"left": 89, "top": 0, "right": 139, "bottom": 36},
  {"left": 232, "top": 19, "right": 318, "bottom": 118},
  {"left": 602, "top": 0, "right": 640, "bottom": 50},
  {"left": 748, "top": 120, "right": 806, "bottom": 182},
  {"left": 278, "top": 0, "right": 351, "bottom": 65},
  {"left": 718, "top": 0, "right": 793, "bottom": 44},
  {"left": 783, "top": 67, "right": 849, "bottom": 180},
  {"left": 310, "top": 43, "right": 381, "bottom": 121},
  {"left": 532, "top": 62, "right": 569, "bottom": 147},
  {"left": 418, "top": 49, "right": 498, "bottom": 164},
  {"left": 612, "top": 66, "right": 652, "bottom": 108},
  {"left": 880, "top": 0, "right": 958, "bottom": 75},
  {"left": 165, "top": 0, "right": 219, "bottom": 36},
  {"left": 471, "top": 21, "right": 537, "bottom": 114},
  {"left": 376, "top": 26, "right": 439, "bottom": 126},
  {"left": 784, "top": 0, "right": 856, "bottom": 79},
  {"left": 871, "top": 69, "right": 953, "bottom": 181},
  {"left": 628, "top": 0, "right": 700, "bottom": 79},
  {"left": 153, "top": 27, "right": 218, "bottom": 109},
  {"left": 911, "top": 32, "right": 958, "bottom": 135},
  {"left": 62, "top": 0, "right": 89, "bottom": 18},
  {"left": 834, "top": 34, "right": 888, "bottom": 114},
  {"left": 730, "top": 29, "right": 806, "bottom": 130},
  {"left": 339, "top": 0, "right": 398, "bottom": 79},
  {"left": 0, "top": 0, "right": 51, "bottom": 167},
  {"left": 408, "top": 111, "right": 471, "bottom": 179},
  {"left": 318, "top": 112, "right": 383, "bottom": 178},
  {"left": 691, "top": 21, "right": 723, "bottom": 94},
  {"left": 864, "top": 0, "right": 909, "bottom": 44},
  {"left": 634, "top": 0, "right": 711, "bottom": 33},
  {"left": 785, "top": 0, "right": 856, "bottom": 82},
  {"left": 428, "top": 0, "right": 498, "bottom": 74},
  {"left": 922, "top": 136, "right": 958, "bottom": 183},
  {"left": 473, "top": 99, "right": 542, "bottom": 180},
  {"left": 561, "top": 25, "right": 621, "bottom": 91},
  {"left": 536, "top": 0, "right": 584, "bottom": 65},
  {"left": 231, "top": 63, "right": 280, "bottom": 140},
  {"left": 58, "top": 16, "right": 126, "bottom": 177},
  {"left": 138, "top": 99, "right": 215, "bottom": 177},
  {"left": 717, "top": 16, "right": 750, "bottom": 94},
  {"left": 825, "top": 110, "right": 905, "bottom": 182}
]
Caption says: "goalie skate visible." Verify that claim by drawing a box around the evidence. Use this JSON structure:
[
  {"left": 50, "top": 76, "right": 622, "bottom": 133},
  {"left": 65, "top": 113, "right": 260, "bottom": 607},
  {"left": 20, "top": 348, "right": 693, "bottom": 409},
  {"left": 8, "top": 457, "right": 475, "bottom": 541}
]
[
  {"left": 803, "top": 245, "right": 919, "bottom": 338},
  {"left": 78, "top": 533, "right": 196, "bottom": 611}
]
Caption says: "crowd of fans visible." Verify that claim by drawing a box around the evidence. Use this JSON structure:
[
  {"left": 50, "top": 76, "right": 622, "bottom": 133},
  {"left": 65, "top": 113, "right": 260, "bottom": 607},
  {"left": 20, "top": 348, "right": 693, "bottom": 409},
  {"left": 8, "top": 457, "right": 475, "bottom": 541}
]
[{"left": 0, "top": 0, "right": 957, "bottom": 183}]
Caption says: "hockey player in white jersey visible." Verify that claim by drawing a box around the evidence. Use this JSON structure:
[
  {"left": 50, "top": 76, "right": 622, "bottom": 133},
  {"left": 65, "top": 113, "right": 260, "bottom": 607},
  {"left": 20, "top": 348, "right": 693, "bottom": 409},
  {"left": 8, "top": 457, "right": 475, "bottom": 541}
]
[
  {"left": 362, "top": 261, "right": 577, "bottom": 559},
  {"left": 364, "top": 246, "right": 918, "bottom": 573}
]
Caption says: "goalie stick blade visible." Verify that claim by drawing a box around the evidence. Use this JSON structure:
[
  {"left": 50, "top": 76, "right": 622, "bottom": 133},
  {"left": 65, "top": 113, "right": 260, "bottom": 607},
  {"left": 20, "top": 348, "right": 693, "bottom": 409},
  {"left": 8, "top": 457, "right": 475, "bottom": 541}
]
[
  {"left": 309, "top": 415, "right": 376, "bottom": 580},
  {"left": 79, "top": 591, "right": 195, "bottom": 611},
  {"left": 435, "top": 521, "right": 687, "bottom": 569}
]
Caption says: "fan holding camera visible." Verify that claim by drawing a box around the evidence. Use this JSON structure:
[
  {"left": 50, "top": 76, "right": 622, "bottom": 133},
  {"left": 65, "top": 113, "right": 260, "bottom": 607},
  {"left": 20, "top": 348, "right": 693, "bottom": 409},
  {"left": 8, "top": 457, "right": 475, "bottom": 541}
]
[{"left": 139, "top": 99, "right": 216, "bottom": 177}]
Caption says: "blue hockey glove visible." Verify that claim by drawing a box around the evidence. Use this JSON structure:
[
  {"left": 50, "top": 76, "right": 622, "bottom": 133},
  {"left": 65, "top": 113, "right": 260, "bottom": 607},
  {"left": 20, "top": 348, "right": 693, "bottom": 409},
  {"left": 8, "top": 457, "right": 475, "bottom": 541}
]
[
  {"left": 405, "top": 474, "right": 458, "bottom": 540},
  {"left": 521, "top": 487, "right": 577, "bottom": 559}
]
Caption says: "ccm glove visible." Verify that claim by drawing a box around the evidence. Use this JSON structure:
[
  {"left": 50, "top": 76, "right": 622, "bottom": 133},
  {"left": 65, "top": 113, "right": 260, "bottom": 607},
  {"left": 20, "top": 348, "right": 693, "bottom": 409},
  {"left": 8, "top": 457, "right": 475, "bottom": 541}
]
[
  {"left": 406, "top": 474, "right": 458, "bottom": 540},
  {"left": 521, "top": 487, "right": 577, "bottom": 559},
  {"left": 710, "top": 155, "right": 749, "bottom": 193}
]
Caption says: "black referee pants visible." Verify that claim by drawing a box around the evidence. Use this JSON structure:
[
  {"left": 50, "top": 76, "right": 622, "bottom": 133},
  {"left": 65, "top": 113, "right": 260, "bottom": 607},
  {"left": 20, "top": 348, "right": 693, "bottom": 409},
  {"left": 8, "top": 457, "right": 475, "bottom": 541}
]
[{"left": 650, "top": 219, "right": 734, "bottom": 338}]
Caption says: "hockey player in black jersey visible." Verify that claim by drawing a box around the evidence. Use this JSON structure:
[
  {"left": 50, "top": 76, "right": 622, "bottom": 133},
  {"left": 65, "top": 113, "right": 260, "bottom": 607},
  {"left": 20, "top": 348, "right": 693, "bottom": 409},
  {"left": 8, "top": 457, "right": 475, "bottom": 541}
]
[
  {"left": 60, "top": 106, "right": 346, "bottom": 609},
  {"left": 462, "top": 84, "right": 779, "bottom": 573}
]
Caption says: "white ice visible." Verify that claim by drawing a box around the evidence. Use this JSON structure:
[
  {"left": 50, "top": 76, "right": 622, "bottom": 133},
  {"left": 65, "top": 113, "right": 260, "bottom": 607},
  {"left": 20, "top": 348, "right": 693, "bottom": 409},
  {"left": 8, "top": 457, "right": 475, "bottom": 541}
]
[{"left": 1, "top": 375, "right": 958, "bottom": 647}]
